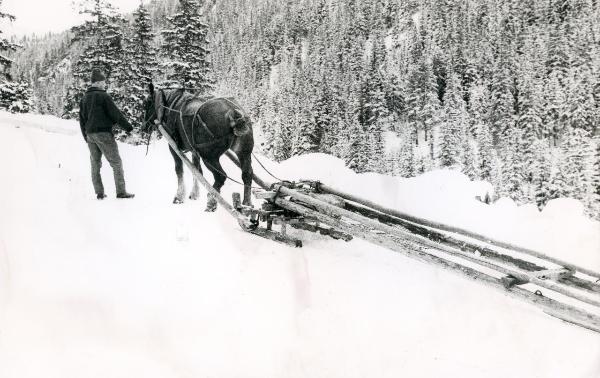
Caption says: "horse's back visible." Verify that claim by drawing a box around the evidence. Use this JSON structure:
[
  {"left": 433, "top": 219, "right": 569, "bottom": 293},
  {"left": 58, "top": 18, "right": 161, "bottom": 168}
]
[{"left": 181, "top": 97, "right": 253, "bottom": 157}]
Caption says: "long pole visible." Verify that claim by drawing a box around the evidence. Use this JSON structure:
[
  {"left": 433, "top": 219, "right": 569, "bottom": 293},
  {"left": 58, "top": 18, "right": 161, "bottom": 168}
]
[
  {"left": 158, "top": 124, "right": 252, "bottom": 229},
  {"left": 273, "top": 197, "right": 600, "bottom": 333},
  {"left": 318, "top": 183, "right": 600, "bottom": 279}
]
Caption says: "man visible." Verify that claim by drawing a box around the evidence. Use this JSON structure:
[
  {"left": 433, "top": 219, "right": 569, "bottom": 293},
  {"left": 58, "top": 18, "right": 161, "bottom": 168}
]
[{"left": 79, "top": 68, "right": 135, "bottom": 199}]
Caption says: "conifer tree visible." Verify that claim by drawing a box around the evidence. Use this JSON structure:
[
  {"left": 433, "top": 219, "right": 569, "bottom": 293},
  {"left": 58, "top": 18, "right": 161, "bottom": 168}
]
[
  {"left": 0, "top": 80, "right": 34, "bottom": 112},
  {"left": 532, "top": 139, "right": 554, "bottom": 210},
  {"left": 438, "top": 73, "right": 466, "bottom": 169},
  {"left": 490, "top": 59, "right": 515, "bottom": 146},
  {"left": 161, "top": 0, "right": 213, "bottom": 92},
  {"left": 64, "top": 0, "right": 127, "bottom": 118},
  {"left": 554, "top": 128, "right": 599, "bottom": 217},
  {"left": 566, "top": 67, "right": 596, "bottom": 133},
  {"left": 345, "top": 111, "right": 369, "bottom": 173},
  {"left": 499, "top": 127, "right": 526, "bottom": 202},
  {"left": 516, "top": 76, "right": 543, "bottom": 189},
  {"left": 0, "top": 2, "right": 33, "bottom": 113},
  {"left": 0, "top": 0, "right": 18, "bottom": 75},
  {"left": 469, "top": 82, "right": 495, "bottom": 182},
  {"left": 121, "top": 2, "right": 157, "bottom": 134},
  {"left": 543, "top": 71, "right": 567, "bottom": 145}
]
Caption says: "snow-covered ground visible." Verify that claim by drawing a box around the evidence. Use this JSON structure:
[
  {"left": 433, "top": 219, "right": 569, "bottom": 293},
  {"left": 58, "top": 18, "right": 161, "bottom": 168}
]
[{"left": 0, "top": 111, "right": 599, "bottom": 378}]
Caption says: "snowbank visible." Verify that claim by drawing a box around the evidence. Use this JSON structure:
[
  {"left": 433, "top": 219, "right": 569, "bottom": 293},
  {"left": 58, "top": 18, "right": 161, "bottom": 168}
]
[{"left": 0, "top": 112, "right": 599, "bottom": 378}]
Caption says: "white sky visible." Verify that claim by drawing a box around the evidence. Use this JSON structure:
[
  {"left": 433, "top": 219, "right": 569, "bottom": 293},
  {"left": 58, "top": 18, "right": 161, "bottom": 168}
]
[{"left": 1, "top": 0, "right": 143, "bottom": 37}]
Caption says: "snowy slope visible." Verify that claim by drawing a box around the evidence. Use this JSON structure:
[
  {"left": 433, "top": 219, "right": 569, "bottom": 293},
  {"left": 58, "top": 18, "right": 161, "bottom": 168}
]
[{"left": 0, "top": 112, "right": 599, "bottom": 378}]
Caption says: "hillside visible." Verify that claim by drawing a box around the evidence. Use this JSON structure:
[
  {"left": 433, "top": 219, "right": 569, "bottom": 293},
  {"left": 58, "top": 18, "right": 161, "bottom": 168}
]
[
  {"left": 1, "top": 111, "right": 599, "bottom": 377},
  {"left": 6, "top": 0, "right": 600, "bottom": 219}
]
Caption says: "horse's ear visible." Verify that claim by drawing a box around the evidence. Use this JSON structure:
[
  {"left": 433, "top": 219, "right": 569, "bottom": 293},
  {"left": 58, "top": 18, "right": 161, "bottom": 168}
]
[
  {"left": 233, "top": 108, "right": 244, "bottom": 119},
  {"left": 226, "top": 109, "right": 236, "bottom": 127},
  {"left": 148, "top": 82, "right": 155, "bottom": 95}
]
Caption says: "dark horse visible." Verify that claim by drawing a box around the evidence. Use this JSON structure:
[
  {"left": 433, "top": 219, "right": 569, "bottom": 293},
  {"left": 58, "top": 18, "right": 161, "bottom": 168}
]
[{"left": 142, "top": 84, "right": 254, "bottom": 211}]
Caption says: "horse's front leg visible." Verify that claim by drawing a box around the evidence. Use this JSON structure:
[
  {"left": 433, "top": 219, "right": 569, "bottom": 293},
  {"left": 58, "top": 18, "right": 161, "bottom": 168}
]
[
  {"left": 204, "top": 157, "right": 226, "bottom": 212},
  {"left": 238, "top": 152, "right": 254, "bottom": 206},
  {"left": 189, "top": 154, "right": 202, "bottom": 200},
  {"left": 169, "top": 146, "right": 186, "bottom": 204}
]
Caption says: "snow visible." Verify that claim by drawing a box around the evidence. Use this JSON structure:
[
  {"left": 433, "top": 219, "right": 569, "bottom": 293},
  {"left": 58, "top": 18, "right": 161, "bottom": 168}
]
[{"left": 0, "top": 111, "right": 599, "bottom": 378}]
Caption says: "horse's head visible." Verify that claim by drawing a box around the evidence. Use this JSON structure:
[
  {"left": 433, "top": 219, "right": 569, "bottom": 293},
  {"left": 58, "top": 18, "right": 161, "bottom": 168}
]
[
  {"left": 142, "top": 83, "right": 158, "bottom": 133},
  {"left": 226, "top": 107, "right": 252, "bottom": 137}
]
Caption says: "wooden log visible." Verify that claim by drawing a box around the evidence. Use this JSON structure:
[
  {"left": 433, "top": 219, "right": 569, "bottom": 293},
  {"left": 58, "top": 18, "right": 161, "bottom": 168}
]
[
  {"left": 317, "top": 183, "right": 600, "bottom": 279},
  {"left": 282, "top": 184, "right": 600, "bottom": 307},
  {"left": 273, "top": 197, "right": 600, "bottom": 334},
  {"left": 247, "top": 226, "right": 302, "bottom": 248},
  {"left": 274, "top": 185, "right": 600, "bottom": 309},
  {"left": 253, "top": 190, "right": 277, "bottom": 200},
  {"left": 306, "top": 192, "right": 346, "bottom": 208},
  {"left": 226, "top": 152, "right": 600, "bottom": 297},
  {"left": 344, "top": 201, "right": 600, "bottom": 296},
  {"left": 501, "top": 276, "right": 528, "bottom": 289},
  {"left": 158, "top": 124, "right": 252, "bottom": 229},
  {"left": 423, "top": 239, "right": 600, "bottom": 308},
  {"left": 224, "top": 154, "right": 600, "bottom": 331},
  {"left": 290, "top": 221, "right": 353, "bottom": 241},
  {"left": 531, "top": 268, "right": 574, "bottom": 281}
]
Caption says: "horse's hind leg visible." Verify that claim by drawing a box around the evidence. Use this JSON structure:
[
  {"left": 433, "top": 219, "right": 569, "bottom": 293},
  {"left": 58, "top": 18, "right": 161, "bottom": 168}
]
[
  {"left": 170, "top": 146, "right": 186, "bottom": 204},
  {"left": 189, "top": 154, "right": 202, "bottom": 200},
  {"left": 238, "top": 152, "right": 254, "bottom": 206},
  {"left": 203, "top": 157, "right": 226, "bottom": 212}
]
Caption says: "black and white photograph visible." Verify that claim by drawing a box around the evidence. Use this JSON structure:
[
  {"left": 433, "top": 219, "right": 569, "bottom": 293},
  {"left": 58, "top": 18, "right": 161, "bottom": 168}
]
[{"left": 0, "top": 0, "right": 599, "bottom": 377}]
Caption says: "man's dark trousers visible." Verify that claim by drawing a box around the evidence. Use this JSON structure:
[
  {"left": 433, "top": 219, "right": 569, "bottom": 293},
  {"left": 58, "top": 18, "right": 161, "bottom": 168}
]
[{"left": 87, "top": 132, "right": 127, "bottom": 196}]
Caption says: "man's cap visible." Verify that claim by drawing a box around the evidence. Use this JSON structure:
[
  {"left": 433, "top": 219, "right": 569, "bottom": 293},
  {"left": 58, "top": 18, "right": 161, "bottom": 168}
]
[{"left": 91, "top": 68, "right": 106, "bottom": 83}]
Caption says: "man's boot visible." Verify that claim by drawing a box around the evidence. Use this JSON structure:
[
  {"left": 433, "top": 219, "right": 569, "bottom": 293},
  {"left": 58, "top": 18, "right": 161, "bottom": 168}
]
[{"left": 117, "top": 192, "right": 135, "bottom": 199}]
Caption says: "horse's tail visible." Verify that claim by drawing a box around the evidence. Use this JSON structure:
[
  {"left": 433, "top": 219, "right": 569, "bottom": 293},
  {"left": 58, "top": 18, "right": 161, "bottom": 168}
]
[{"left": 220, "top": 98, "right": 251, "bottom": 137}]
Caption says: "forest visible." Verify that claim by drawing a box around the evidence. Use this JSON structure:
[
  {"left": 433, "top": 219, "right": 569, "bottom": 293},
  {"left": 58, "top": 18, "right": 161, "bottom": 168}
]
[{"left": 2, "top": 0, "right": 600, "bottom": 218}]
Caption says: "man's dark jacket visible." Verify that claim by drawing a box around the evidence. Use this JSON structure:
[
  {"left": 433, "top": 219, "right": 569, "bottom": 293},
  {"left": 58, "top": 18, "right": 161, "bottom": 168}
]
[{"left": 79, "top": 87, "right": 133, "bottom": 140}]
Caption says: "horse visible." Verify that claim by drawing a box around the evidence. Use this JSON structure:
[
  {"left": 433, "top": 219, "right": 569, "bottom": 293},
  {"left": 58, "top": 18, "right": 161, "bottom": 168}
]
[{"left": 141, "top": 83, "right": 254, "bottom": 211}]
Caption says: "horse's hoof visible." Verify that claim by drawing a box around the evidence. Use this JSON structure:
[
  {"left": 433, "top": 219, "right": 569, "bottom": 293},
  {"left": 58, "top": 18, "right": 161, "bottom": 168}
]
[
  {"left": 189, "top": 194, "right": 199, "bottom": 201},
  {"left": 205, "top": 199, "right": 218, "bottom": 212},
  {"left": 173, "top": 197, "right": 184, "bottom": 204}
]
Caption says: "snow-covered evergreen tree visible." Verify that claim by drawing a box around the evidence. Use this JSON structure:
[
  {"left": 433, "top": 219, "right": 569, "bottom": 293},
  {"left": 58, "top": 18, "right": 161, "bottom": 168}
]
[
  {"left": 554, "top": 128, "right": 600, "bottom": 218},
  {"left": 64, "top": 0, "right": 127, "bottom": 118},
  {"left": 161, "top": 0, "right": 213, "bottom": 92},
  {"left": 438, "top": 73, "right": 466, "bottom": 169},
  {"left": 0, "top": 1, "right": 32, "bottom": 113},
  {"left": 490, "top": 59, "right": 514, "bottom": 146},
  {"left": 532, "top": 139, "right": 554, "bottom": 210},
  {"left": 0, "top": 80, "right": 34, "bottom": 113},
  {"left": 499, "top": 127, "right": 526, "bottom": 202},
  {"left": 516, "top": 75, "right": 543, "bottom": 192},
  {"left": 121, "top": 2, "right": 158, "bottom": 136},
  {"left": 0, "top": 0, "right": 18, "bottom": 76},
  {"left": 543, "top": 72, "right": 567, "bottom": 145},
  {"left": 566, "top": 67, "right": 596, "bottom": 134},
  {"left": 469, "top": 83, "right": 495, "bottom": 182}
]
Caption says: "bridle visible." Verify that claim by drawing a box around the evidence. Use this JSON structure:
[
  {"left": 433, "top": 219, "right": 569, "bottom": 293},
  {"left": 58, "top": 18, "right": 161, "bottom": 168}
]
[{"left": 142, "top": 88, "right": 175, "bottom": 154}]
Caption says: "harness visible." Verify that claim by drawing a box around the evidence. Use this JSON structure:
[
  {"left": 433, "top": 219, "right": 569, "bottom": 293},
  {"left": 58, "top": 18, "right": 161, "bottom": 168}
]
[
  {"left": 144, "top": 89, "right": 244, "bottom": 155},
  {"left": 142, "top": 89, "right": 285, "bottom": 185}
]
